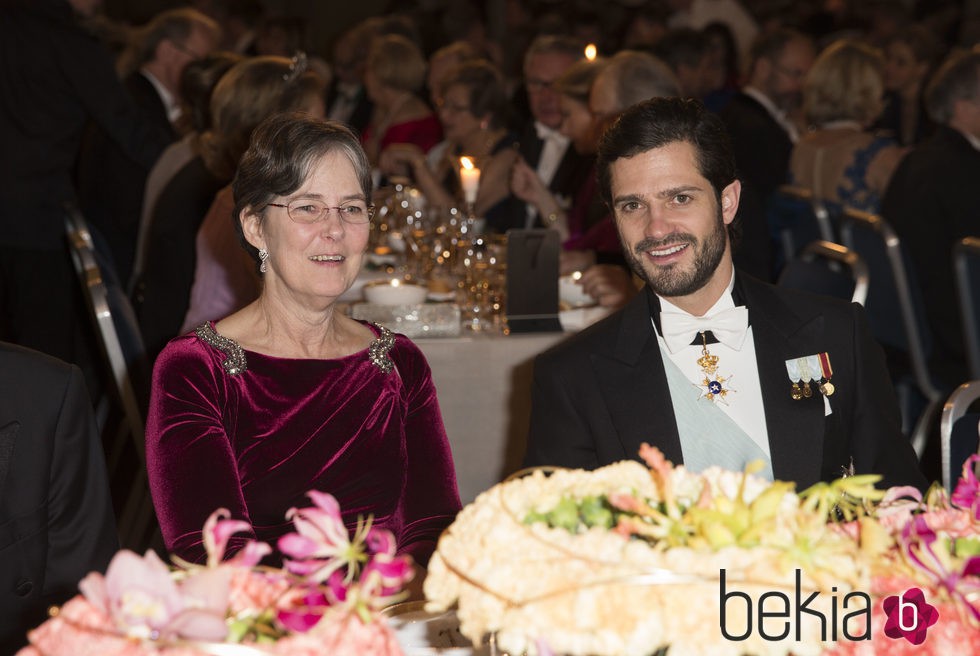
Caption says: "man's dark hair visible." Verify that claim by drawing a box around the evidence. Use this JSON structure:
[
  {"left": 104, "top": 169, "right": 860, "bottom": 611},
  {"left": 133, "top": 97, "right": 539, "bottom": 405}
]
[
  {"left": 748, "top": 27, "right": 808, "bottom": 74},
  {"left": 596, "top": 97, "right": 741, "bottom": 246},
  {"left": 651, "top": 28, "right": 709, "bottom": 74},
  {"left": 925, "top": 48, "right": 980, "bottom": 125}
]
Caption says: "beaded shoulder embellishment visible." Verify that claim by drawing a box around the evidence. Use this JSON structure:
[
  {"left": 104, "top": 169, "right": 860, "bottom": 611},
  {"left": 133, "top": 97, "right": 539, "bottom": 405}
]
[
  {"left": 368, "top": 324, "right": 396, "bottom": 374},
  {"left": 195, "top": 322, "right": 247, "bottom": 376}
]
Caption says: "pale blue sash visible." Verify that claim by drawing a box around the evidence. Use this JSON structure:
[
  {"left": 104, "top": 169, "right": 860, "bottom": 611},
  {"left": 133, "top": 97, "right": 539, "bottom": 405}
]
[{"left": 659, "top": 344, "right": 774, "bottom": 481}]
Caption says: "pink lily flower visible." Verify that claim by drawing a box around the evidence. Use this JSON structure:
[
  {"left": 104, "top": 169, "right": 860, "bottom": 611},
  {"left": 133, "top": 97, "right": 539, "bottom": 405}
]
[
  {"left": 79, "top": 549, "right": 228, "bottom": 641},
  {"left": 952, "top": 454, "right": 980, "bottom": 519},
  {"left": 202, "top": 508, "right": 271, "bottom": 567}
]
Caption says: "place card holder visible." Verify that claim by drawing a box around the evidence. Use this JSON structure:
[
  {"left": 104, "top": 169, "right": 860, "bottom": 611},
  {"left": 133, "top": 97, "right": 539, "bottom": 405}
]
[{"left": 505, "top": 229, "right": 562, "bottom": 333}]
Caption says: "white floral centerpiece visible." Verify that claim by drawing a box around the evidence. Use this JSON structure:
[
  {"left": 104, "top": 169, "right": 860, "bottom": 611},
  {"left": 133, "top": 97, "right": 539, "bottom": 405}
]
[
  {"left": 18, "top": 491, "right": 413, "bottom": 656},
  {"left": 425, "top": 446, "right": 980, "bottom": 656}
]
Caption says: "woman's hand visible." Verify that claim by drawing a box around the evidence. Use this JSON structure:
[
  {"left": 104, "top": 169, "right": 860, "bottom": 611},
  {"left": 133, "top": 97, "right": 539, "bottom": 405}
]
[
  {"left": 379, "top": 143, "right": 426, "bottom": 178},
  {"left": 559, "top": 248, "right": 597, "bottom": 275},
  {"left": 509, "top": 157, "right": 549, "bottom": 208},
  {"left": 579, "top": 264, "right": 639, "bottom": 309}
]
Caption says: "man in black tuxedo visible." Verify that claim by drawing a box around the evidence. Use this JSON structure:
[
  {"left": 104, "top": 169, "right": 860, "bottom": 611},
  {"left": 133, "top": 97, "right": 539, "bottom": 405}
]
[
  {"left": 76, "top": 7, "right": 219, "bottom": 284},
  {"left": 0, "top": 342, "right": 117, "bottom": 652},
  {"left": 882, "top": 49, "right": 980, "bottom": 390},
  {"left": 719, "top": 29, "right": 814, "bottom": 281},
  {"left": 325, "top": 21, "right": 374, "bottom": 135},
  {"left": 497, "top": 35, "right": 594, "bottom": 232},
  {"left": 525, "top": 98, "right": 926, "bottom": 492}
]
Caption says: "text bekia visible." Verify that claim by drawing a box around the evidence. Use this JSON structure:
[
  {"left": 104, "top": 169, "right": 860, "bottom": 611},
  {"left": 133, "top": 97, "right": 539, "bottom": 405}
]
[{"left": 719, "top": 569, "right": 871, "bottom": 642}]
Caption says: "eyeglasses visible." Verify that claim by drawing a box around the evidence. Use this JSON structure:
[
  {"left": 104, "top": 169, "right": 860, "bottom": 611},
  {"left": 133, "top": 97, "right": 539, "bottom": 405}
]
[
  {"left": 436, "top": 98, "right": 471, "bottom": 114},
  {"left": 268, "top": 199, "right": 375, "bottom": 225},
  {"left": 772, "top": 62, "right": 807, "bottom": 81},
  {"left": 526, "top": 78, "right": 558, "bottom": 93},
  {"left": 171, "top": 39, "right": 205, "bottom": 60}
]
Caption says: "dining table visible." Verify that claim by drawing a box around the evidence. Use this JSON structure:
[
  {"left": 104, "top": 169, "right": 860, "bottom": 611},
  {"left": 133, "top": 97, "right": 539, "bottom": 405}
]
[
  {"left": 415, "top": 330, "right": 570, "bottom": 505},
  {"left": 344, "top": 269, "right": 611, "bottom": 504}
]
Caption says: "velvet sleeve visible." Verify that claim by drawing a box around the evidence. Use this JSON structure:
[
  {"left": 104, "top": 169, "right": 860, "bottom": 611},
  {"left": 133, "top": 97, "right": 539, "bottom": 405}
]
[
  {"left": 145, "top": 336, "right": 254, "bottom": 562},
  {"left": 389, "top": 337, "right": 461, "bottom": 566}
]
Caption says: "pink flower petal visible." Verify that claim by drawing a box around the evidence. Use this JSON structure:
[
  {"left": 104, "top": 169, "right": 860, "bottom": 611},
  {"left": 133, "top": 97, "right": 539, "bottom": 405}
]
[
  {"left": 78, "top": 572, "right": 108, "bottom": 613},
  {"left": 227, "top": 540, "right": 272, "bottom": 567},
  {"left": 364, "top": 528, "right": 396, "bottom": 556},
  {"left": 278, "top": 533, "right": 319, "bottom": 559},
  {"left": 166, "top": 607, "right": 229, "bottom": 641},
  {"left": 277, "top": 608, "right": 325, "bottom": 633}
]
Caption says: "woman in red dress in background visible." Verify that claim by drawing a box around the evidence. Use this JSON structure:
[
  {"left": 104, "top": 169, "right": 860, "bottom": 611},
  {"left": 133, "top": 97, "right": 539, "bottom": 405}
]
[{"left": 361, "top": 34, "right": 442, "bottom": 165}]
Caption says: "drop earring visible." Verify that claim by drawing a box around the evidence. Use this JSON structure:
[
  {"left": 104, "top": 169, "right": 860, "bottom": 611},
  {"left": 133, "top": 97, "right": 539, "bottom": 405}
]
[{"left": 259, "top": 249, "right": 268, "bottom": 273}]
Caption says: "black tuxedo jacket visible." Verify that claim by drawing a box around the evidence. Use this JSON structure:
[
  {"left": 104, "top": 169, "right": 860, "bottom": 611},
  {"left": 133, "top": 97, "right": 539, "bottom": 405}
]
[
  {"left": 325, "top": 78, "right": 373, "bottom": 136},
  {"left": 720, "top": 92, "right": 795, "bottom": 281},
  {"left": 76, "top": 72, "right": 177, "bottom": 283},
  {"left": 882, "top": 125, "right": 980, "bottom": 389},
  {"left": 525, "top": 275, "right": 927, "bottom": 491},
  {"left": 0, "top": 343, "right": 118, "bottom": 651}
]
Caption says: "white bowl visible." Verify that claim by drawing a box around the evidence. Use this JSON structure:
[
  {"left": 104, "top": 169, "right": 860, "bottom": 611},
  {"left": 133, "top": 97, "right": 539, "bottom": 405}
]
[
  {"left": 559, "top": 272, "right": 596, "bottom": 308},
  {"left": 362, "top": 279, "right": 429, "bottom": 306}
]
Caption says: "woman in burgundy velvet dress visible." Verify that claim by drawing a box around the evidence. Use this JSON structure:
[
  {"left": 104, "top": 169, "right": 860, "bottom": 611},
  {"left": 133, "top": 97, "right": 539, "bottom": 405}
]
[{"left": 145, "top": 113, "right": 461, "bottom": 572}]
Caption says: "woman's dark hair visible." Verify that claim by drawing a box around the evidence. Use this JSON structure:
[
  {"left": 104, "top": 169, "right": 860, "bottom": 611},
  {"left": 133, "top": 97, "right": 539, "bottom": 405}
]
[
  {"left": 439, "top": 59, "right": 510, "bottom": 130},
  {"left": 232, "top": 113, "right": 372, "bottom": 265},
  {"left": 176, "top": 51, "right": 242, "bottom": 135},
  {"left": 200, "top": 55, "right": 327, "bottom": 182}
]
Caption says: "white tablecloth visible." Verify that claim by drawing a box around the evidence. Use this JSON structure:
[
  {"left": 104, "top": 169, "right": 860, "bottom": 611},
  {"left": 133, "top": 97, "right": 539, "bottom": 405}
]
[{"left": 415, "top": 331, "right": 571, "bottom": 505}]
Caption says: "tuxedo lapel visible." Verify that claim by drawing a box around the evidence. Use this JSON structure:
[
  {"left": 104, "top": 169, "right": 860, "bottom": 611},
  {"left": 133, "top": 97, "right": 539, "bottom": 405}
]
[
  {"left": 741, "top": 278, "right": 826, "bottom": 485},
  {"left": 519, "top": 123, "right": 544, "bottom": 166},
  {"left": 0, "top": 421, "right": 19, "bottom": 500},
  {"left": 592, "top": 291, "right": 684, "bottom": 465}
]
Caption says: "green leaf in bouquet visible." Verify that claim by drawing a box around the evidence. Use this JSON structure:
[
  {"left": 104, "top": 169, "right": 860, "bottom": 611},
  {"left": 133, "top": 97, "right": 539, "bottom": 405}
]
[
  {"left": 549, "top": 497, "right": 581, "bottom": 532},
  {"left": 954, "top": 536, "right": 980, "bottom": 557},
  {"left": 579, "top": 495, "right": 615, "bottom": 529}
]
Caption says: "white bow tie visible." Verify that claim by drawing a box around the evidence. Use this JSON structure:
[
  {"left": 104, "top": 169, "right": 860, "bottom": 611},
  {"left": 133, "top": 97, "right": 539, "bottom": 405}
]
[
  {"left": 660, "top": 305, "right": 749, "bottom": 353},
  {"left": 535, "top": 122, "right": 568, "bottom": 144}
]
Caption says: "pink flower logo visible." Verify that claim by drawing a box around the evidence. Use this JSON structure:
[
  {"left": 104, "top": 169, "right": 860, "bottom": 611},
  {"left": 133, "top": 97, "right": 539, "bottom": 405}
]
[{"left": 881, "top": 587, "right": 939, "bottom": 645}]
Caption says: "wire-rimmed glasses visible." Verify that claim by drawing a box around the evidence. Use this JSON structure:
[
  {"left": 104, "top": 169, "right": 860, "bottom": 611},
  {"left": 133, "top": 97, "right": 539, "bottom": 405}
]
[{"left": 267, "top": 199, "right": 376, "bottom": 225}]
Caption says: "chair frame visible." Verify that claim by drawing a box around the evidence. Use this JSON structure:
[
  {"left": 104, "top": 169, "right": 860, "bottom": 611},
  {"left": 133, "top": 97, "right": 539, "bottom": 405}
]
[
  {"left": 954, "top": 237, "right": 980, "bottom": 380},
  {"left": 839, "top": 208, "right": 944, "bottom": 457},
  {"left": 939, "top": 380, "right": 980, "bottom": 493},
  {"left": 775, "top": 185, "right": 836, "bottom": 262},
  {"left": 797, "top": 240, "right": 870, "bottom": 305},
  {"left": 65, "top": 204, "right": 155, "bottom": 549}
]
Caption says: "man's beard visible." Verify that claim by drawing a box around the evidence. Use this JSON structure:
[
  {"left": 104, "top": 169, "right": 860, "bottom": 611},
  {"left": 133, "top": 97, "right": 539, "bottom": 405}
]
[{"left": 623, "top": 208, "right": 728, "bottom": 297}]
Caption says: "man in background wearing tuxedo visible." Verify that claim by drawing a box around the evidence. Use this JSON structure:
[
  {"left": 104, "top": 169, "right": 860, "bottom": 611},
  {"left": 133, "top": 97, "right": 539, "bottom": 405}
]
[
  {"left": 500, "top": 34, "right": 594, "bottom": 232},
  {"left": 720, "top": 28, "right": 814, "bottom": 281}
]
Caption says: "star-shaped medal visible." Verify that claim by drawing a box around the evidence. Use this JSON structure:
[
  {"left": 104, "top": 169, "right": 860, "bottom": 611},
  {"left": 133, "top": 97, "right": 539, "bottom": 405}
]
[{"left": 696, "top": 373, "right": 735, "bottom": 404}]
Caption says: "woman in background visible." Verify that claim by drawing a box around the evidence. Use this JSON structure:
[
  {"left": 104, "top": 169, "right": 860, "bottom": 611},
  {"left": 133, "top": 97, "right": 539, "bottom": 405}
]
[
  {"left": 147, "top": 113, "right": 461, "bottom": 569},
  {"left": 875, "top": 25, "right": 942, "bottom": 146},
  {"left": 361, "top": 34, "right": 442, "bottom": 165},
  {"left": 789, "top": 40, "right": 906, "bottom": 214},
  {"left": 380, "top": 59, "right": 519, "bottom": 232},
  {"left": 137, "top": 55, "right": 325, "bottom": 357}
]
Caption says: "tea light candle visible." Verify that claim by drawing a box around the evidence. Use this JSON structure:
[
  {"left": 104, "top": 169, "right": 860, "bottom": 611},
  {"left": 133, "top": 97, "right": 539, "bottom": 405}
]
[{"left": 459, "top": 156, "right": 480, "bottom": 205}]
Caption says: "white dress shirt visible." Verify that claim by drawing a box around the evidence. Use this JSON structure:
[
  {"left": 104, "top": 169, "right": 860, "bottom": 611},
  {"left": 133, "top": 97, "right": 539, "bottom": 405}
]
[
  {"left": 141, "top": 69, "right": 181, "bottom": 124},
  {"left": 525, "top": 121, "right": 571, "bottom": 228},
  {"left": 655, "top": 272, "right": 772, "bottom": 461}
]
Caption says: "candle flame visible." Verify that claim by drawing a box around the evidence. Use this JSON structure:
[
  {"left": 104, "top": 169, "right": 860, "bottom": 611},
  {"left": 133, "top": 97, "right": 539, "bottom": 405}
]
[
  {"left": 460, "top": 156, "right": 474, "bottom": 170},
  {"left": 585, "top": 44, "right": 597, "bottom": 61}
]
